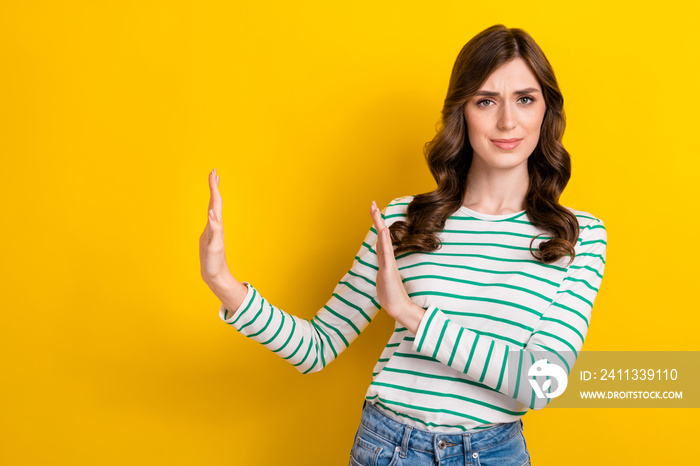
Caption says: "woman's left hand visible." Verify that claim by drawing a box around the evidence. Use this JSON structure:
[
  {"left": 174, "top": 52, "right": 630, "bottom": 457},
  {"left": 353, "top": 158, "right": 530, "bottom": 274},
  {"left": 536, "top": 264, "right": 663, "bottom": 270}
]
[{"left": 370, "top": 201, "right": 426, "bottom": 334}]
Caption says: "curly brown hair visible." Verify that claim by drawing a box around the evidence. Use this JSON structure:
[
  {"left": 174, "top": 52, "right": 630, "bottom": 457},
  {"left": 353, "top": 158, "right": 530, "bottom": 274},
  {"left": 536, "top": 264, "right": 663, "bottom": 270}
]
[{"left": 389, "top": 24, "right": 579, "bottom": 265}]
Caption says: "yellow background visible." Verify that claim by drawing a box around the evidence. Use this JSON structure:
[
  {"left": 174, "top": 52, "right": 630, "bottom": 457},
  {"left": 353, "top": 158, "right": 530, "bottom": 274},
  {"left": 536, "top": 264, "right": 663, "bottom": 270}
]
[{"left": 1, "top": 1, "right": 697, "bottom": 464}]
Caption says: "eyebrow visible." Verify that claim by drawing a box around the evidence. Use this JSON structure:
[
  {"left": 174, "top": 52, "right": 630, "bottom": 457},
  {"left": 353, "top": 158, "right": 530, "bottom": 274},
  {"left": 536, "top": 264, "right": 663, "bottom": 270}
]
[{"left": 474, "top": 87, "right": 541, "bottom": 97}]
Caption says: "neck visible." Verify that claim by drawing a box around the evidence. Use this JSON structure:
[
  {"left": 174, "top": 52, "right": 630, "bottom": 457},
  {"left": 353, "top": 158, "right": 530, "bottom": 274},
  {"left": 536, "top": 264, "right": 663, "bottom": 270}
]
[{"left": 462, "top": 157, "right": 529, "bottom": 215}]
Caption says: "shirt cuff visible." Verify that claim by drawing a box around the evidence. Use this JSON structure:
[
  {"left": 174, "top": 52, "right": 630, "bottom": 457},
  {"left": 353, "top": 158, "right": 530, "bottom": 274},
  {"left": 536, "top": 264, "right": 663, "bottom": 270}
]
[
  {"left": 219, "top": 282, "right": 254, "bottom": 324},
  {"left": 412, "top": 305, "right": 442, "bottom": 355}
]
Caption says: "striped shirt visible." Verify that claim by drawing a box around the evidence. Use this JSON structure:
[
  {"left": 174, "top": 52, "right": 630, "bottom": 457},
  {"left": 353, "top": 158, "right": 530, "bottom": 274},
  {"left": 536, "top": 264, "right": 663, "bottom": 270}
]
[{"left": 219, "top": 195, "right": 607, "bottom": 432}]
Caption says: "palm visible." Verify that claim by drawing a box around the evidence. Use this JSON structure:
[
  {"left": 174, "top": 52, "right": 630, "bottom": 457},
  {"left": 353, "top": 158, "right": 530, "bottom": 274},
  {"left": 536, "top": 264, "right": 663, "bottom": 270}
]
[
  {"left": 369, "top": 201, "right": 413, "bottom": 322},
  {"left": 199, "top": 169, "right": 229, "bottom": 282}
]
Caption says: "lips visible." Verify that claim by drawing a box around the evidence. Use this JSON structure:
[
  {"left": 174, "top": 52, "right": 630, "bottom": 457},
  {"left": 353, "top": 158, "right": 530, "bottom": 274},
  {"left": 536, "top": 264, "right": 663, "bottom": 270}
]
[{"left": 490, "top": 138, "right": 523, "bottom": 150}]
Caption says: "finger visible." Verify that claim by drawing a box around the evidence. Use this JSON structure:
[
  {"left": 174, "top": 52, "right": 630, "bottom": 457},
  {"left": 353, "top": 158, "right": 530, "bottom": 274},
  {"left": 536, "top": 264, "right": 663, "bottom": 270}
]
[
  {"left": 373, "top": 202, "right": 399, "bottom": 268},
  {"left": 207, "top": 169, "right": 214, "bottom": 212},
  {"left": 208, "top": 177, "right": 213, "bottom": 212},
  {"left": 370, "top": 201, "right": 392, "bottom": 267},
  {"left": 370, "top": 202, "right": 383, "bottom": 266},
  {"left": 208, "top": 168, "right": 223, "bottom": 221}
]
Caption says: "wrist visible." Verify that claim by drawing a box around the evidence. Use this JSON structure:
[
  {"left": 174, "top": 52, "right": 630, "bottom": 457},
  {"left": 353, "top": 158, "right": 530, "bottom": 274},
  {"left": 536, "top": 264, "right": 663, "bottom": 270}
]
[
  {"left": 207, "top": 272, "right": 250, "bottom": 316},
  {"left": 405, "top": 302, "right": 426, "bottom": 335},
  {"left": 205, "top": 270, "right": 236, "bottom": 294}
]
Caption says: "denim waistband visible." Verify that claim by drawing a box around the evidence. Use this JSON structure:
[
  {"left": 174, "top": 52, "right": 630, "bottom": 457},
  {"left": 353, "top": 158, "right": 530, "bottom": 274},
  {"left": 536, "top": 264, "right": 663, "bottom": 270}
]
[{"left": 360, "top": 400, "right": 524, "bottom": 453}]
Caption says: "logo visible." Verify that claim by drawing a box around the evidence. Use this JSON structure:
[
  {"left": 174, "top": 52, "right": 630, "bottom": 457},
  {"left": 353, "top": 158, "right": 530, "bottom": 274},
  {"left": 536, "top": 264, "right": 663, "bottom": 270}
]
[{"left": 528, "top": 359, "right": 568, "bottom": 399}]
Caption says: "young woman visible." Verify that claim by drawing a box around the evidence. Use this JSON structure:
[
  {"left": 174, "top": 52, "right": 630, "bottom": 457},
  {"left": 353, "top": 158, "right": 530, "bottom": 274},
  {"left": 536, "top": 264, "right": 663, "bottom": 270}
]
[{"left": 200, "top": 24, "right": 607, "bottom": 465}]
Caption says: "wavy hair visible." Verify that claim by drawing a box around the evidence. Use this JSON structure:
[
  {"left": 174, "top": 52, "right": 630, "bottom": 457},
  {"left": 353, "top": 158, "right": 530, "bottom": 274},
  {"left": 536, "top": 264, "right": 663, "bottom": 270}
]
[{"left": 389, "top": 24, "right": 579, "bottom": 264}]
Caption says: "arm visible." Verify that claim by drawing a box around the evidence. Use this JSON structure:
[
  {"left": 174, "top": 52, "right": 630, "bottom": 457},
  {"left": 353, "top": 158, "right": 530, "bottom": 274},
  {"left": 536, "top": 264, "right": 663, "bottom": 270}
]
[
  {"left": 218, "top": 202, "right": 400, "bottom": 374},
  {"left": 409, "top": 219, "right": 608, "bottom": 409}
]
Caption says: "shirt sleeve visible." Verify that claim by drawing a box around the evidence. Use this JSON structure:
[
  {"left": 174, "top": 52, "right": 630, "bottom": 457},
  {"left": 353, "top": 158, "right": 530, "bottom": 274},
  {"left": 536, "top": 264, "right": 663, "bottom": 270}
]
[
  {"left": 218, "top": 200, "right": 400, "bottom": 374},
  {"left": 410, "top": 218, "right": 608, "bottom": 410}
]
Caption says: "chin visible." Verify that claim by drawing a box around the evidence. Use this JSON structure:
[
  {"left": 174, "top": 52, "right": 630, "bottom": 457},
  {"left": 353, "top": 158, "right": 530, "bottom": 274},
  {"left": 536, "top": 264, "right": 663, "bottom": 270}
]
[
  {"left": 493, "top": 162, "right": 529, "bottom": 171},
  {"left": 482, "top": 154, "right": 530, "bottom": 170}
]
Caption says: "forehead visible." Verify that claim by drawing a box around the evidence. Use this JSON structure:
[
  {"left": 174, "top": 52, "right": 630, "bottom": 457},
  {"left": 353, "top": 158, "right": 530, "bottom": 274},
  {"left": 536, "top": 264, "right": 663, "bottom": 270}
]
[{"left": 479, "top": 57, "right": 540, "bottom": 91}]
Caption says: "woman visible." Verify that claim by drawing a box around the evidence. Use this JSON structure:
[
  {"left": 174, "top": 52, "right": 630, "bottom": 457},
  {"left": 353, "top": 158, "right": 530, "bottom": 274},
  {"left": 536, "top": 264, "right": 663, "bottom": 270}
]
[{"left": 199, "top": 24, "right": 607, "bottom": 465}]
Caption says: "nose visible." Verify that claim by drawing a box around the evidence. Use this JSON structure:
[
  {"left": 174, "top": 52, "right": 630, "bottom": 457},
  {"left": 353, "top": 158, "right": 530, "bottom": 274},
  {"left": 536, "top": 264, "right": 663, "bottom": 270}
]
[{"left": 498, "top": 102, "right": 516, "bottom": 131}]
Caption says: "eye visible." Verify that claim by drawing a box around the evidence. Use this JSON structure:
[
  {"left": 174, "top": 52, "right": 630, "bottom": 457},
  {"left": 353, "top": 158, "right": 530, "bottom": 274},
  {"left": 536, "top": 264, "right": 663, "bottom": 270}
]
[
  {"left": 477, "top": 99, "right": 494, "bottom": 107},
  {"left": 518, "top": 96, "right": 535, "bottom": 104}
]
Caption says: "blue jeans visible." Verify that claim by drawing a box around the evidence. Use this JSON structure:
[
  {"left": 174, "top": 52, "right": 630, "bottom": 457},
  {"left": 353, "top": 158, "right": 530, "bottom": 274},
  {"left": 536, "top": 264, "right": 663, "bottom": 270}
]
[{"left": 349, "top": 400, "right": 531, "bottom": 466}]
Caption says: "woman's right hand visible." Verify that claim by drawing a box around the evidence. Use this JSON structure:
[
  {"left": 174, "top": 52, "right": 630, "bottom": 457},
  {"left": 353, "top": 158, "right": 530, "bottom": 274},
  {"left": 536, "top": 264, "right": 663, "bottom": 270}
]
[{"left": 199, "top": 168, "right": 230, "bottom": 284}]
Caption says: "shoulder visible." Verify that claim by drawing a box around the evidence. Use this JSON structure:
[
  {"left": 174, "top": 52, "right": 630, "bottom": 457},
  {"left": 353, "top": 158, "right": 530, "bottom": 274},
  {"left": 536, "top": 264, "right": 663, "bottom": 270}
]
[
  {"left": 562, "top": 206, "right": 607, "bottom": 252},
  {"left": 383, "top": 195, "right": 415, "bottom": 226},
  {"left": 562, "top": 205, "right": 605, "bottom": 230},
  {"left": 386, "top": 194, "right": 415, "bottom": 210}
]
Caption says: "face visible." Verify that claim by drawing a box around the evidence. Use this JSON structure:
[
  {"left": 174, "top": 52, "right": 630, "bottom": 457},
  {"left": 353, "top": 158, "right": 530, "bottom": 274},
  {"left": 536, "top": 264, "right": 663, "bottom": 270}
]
[{"left": 463, "top": 57, "right": 547, "bottom": 172}]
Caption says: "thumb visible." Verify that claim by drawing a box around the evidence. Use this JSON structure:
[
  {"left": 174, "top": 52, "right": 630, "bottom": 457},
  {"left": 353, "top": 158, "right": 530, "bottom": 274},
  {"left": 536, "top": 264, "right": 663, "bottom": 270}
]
[
  {"left": 208, "top": 169, "right": 223, "bottom": 221},
  {"left": 208, "top": 208, "right": 223, "bottom": 232}
]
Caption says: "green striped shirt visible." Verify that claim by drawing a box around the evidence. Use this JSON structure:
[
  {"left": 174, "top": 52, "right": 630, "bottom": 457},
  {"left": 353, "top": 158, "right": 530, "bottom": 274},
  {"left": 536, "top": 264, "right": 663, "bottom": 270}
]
[{"left": 219, "top": 195, "right": 607, "bottom": 432}]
